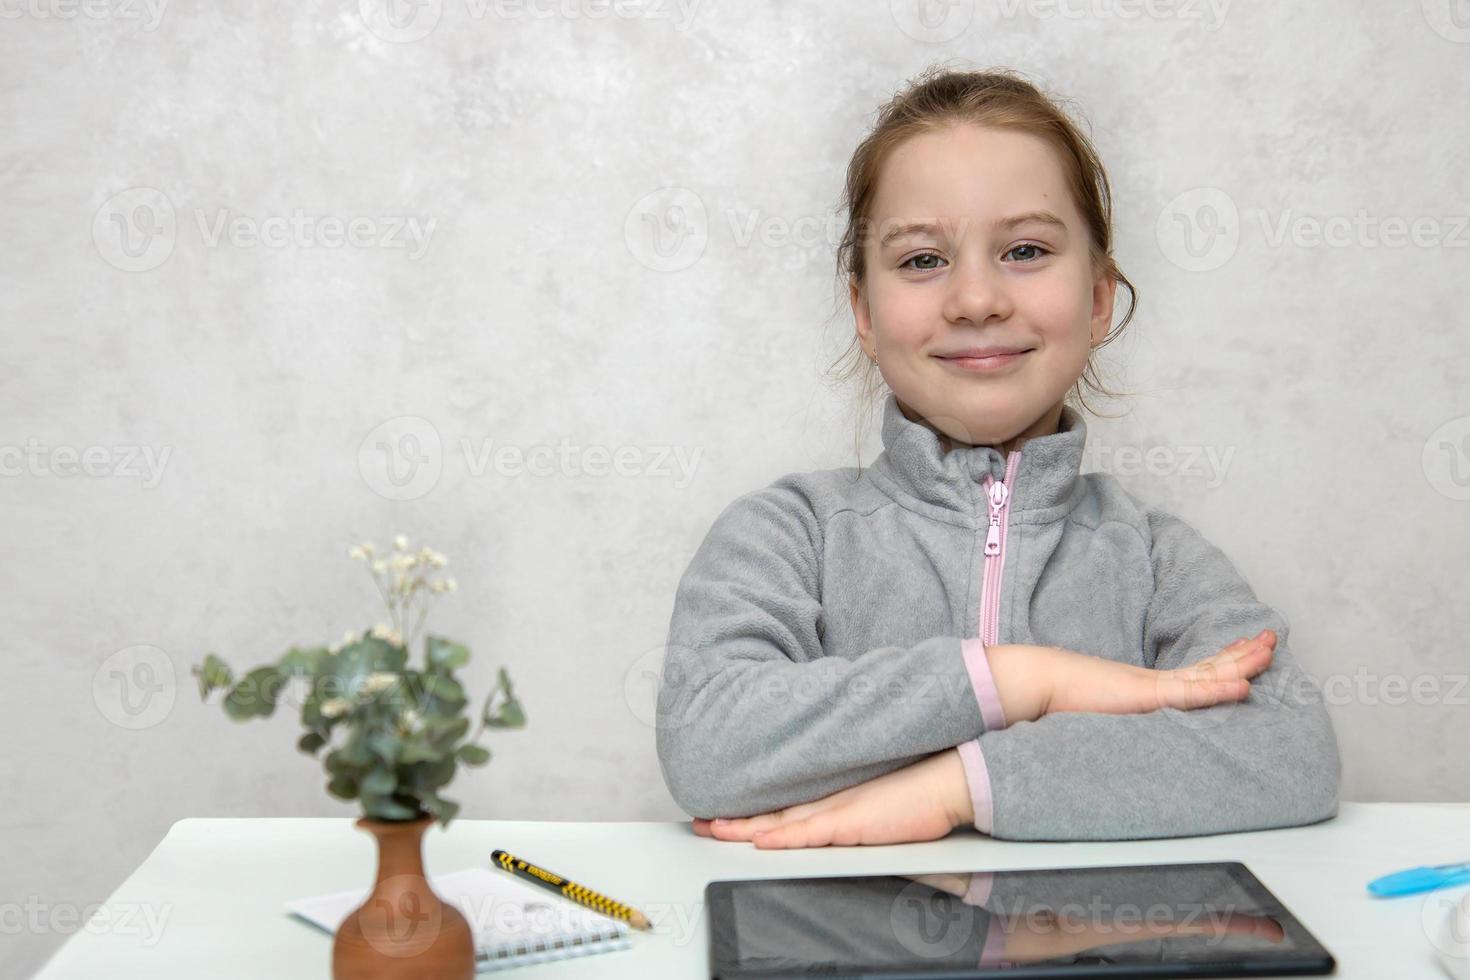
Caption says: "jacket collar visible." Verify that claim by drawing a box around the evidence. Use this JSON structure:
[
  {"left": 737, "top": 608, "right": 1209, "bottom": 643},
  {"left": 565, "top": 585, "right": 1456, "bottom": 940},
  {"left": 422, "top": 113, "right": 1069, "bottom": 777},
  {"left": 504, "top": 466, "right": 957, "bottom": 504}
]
[{"left": 869, "top": 392, "right": 1088, "bottom": 521}]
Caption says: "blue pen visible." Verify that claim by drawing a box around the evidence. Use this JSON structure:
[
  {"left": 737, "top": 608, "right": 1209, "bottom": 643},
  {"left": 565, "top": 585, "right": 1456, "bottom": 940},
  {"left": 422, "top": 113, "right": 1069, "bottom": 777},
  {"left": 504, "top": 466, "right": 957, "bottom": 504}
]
[{"left": 1367, "top": 861, "right": 1470, "bottom": 897}]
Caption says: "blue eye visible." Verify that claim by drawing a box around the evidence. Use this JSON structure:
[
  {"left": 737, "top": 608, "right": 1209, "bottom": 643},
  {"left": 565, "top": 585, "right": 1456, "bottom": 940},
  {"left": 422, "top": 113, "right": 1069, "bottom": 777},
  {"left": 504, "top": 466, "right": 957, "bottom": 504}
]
[
  {"left": 1008, "top": 243, "right": 1050, "bottom": 262},
  {"left": 901, "top": 252, "right": 944, "bottom": 271},
  {"left": 902, "top": 245, "right": 1050, "bottom": 271}
]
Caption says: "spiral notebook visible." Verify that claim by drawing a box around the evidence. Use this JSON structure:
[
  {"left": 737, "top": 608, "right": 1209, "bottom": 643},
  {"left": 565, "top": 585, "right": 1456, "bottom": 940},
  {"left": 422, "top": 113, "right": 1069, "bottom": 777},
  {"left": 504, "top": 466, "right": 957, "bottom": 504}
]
[{"left": 284, "top": 867, "right": 632, "bottom": 971}]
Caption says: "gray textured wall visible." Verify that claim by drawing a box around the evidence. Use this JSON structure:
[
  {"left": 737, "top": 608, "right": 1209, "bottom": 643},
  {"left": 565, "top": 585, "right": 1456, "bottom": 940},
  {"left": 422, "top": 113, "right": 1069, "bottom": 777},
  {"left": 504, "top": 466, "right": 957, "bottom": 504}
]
[{"left": 5, "top": 1, "right": 1468, "bottom": 975}]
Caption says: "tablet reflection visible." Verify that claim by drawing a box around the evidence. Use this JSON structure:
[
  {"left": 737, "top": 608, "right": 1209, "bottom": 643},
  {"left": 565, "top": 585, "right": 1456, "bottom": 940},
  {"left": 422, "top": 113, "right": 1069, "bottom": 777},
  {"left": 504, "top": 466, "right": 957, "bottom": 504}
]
[{"left": 716, "top": 865, "right": 1288, "bottom": 974}]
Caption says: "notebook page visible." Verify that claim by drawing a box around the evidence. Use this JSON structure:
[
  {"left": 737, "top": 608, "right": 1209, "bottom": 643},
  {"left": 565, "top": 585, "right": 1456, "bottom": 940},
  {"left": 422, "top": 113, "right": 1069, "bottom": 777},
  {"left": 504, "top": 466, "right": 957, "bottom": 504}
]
[{"left": 284, "top": 867, "right": 630, "bottom": 963}]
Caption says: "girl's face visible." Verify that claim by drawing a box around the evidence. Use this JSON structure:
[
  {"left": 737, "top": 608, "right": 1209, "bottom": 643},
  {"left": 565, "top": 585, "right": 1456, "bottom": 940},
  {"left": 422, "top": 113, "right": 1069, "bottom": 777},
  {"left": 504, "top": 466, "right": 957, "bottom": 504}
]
[{"left": 850, "top": 123, "right": 1117, "bottom": 455}]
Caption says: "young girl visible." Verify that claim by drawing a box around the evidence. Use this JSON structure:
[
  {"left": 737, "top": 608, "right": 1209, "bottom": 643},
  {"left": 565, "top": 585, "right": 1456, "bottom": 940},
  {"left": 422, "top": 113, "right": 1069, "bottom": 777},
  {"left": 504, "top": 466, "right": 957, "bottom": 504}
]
[{"left": 656, "top": 66, "right": 1341, "bottom": 849}]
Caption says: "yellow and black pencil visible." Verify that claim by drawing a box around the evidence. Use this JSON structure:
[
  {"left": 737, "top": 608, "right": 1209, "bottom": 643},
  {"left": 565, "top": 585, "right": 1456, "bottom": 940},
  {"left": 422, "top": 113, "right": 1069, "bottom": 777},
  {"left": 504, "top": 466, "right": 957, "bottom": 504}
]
[{"left": 491, "top": 848, "right": 651, "bottom": 931}]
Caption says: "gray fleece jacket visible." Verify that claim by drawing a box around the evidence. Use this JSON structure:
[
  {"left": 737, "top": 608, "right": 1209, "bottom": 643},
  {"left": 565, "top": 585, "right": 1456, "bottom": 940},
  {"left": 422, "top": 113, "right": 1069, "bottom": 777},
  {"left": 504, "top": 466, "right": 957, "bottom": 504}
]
[{"left": 656, "top": 393, "right": 1341, "bottom": 841}]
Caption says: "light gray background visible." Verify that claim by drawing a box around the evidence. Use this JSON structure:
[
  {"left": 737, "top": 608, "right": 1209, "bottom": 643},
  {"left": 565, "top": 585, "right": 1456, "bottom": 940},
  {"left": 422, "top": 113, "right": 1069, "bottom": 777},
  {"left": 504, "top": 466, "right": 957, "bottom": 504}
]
[{"left": 5, "top": 1, "right": 1468, "bottom": 975}]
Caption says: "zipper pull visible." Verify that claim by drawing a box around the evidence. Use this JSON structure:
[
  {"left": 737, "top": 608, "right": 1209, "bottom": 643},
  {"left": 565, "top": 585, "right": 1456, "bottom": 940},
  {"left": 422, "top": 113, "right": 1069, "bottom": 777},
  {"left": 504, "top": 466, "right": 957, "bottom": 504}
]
[{"left": 984, "top": 481, "right": 1009, "bottom": 556}]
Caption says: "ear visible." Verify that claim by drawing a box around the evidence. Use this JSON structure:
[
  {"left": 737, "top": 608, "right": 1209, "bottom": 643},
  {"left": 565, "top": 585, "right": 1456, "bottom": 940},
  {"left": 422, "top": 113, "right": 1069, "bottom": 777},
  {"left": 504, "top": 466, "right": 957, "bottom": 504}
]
[
  {"left": 849, "top": 277, "right": 874, "bottom": 353},
  {"left": 1090, "top": 268, "right": 1118, "bottom": 348}
]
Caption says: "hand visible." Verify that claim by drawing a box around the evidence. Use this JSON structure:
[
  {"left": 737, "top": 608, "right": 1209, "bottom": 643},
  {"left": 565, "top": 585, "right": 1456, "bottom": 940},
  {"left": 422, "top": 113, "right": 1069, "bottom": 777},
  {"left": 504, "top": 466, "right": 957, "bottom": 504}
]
[
  {"left": 691, "top": 748, "right": 973, "bottom": 849},
  {"left": 1038, "top": 630, "right": 1276, "bottom": 718}
]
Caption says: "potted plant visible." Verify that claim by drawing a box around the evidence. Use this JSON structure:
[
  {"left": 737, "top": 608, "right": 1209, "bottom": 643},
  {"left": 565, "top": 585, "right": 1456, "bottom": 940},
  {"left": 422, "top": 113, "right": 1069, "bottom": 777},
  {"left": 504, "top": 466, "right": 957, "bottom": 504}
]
[{"left": 192, "top": 534, "right": 526, "bottom": 980}]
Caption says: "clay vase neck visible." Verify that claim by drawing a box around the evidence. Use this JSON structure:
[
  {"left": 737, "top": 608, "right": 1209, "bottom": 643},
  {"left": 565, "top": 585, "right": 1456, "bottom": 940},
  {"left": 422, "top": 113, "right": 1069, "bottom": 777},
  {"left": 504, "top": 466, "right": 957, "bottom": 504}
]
[{"left": 331, "top": 814, "right": 475, "bottom": 980}]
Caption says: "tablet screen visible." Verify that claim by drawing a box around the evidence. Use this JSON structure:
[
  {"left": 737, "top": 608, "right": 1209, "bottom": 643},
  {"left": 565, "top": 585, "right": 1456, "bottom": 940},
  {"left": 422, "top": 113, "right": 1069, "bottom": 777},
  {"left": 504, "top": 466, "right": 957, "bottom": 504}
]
[{"left": 706, "top": 861, "right": 1335, "bottom": 979}]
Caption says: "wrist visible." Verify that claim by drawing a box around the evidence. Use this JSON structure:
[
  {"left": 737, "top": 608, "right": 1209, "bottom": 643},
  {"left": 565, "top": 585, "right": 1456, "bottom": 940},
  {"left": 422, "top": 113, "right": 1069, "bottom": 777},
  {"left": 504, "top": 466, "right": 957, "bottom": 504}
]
[
  {"left": 986, "top": 644, "right": 1052, "bottom": 724},
  {"left": 942, "top": 747, "right": 975, "bottom": 828}
]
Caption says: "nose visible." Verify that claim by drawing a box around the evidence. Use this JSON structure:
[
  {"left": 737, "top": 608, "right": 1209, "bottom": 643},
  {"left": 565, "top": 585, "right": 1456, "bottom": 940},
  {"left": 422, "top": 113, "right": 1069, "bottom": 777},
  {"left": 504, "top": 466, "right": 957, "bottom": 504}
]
[{"left": 940, "top": 255, "right": 1013, "bottom": 326}]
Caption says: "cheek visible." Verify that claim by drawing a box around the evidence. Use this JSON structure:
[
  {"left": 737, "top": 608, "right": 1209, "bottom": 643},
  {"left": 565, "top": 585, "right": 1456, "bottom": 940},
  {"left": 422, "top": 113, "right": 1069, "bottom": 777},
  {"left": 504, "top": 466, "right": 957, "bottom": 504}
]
[
  {"left": 1016, "top": 275, "right": 1091, "bottom": 332},
  {"left": 869, "top": 285, "right": 932, "bottom": 338}
]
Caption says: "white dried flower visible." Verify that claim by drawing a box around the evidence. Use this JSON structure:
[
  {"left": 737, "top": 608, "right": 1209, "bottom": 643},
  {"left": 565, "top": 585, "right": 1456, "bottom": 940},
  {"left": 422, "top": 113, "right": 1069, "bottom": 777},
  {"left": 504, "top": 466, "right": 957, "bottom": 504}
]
[
  {"left": 422, "top": 548, "right": 447, "bottom": 569},
  {"left": 361, "top": 672, "right": 399, "bottom": 695},
  {"left": 371, "top": 559, "right": 387, "bottom": 575},
  {"left": 390, "top": 553, "right": 416, "bottom": 573},
  {"left": 369, "top": 623, "right": 403, "bottom": 646},
  {"left": 430, "top": 580, "right": 447, "bottom": 595},
  {"left": 399, "top": 708, "right": 424, "bottom": 734},
  {"left": 320, "top": 698, "right": 353, "bottom": 719},
  {"left": 393, "top": 533, "right": 408, "bottom": 551},
  {"left": 347, "top": 545, "right": 368, "bottom": 561},
  {"left": 445, "top": 577, "right": 458, "bottom": 593}
]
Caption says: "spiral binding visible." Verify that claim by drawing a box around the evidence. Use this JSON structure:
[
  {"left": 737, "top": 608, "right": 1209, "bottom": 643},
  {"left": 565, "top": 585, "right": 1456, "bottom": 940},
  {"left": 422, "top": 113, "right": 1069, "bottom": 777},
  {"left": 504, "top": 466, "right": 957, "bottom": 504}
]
[{"left": 474, "top": 920, "right": 630, "bottom": 973}]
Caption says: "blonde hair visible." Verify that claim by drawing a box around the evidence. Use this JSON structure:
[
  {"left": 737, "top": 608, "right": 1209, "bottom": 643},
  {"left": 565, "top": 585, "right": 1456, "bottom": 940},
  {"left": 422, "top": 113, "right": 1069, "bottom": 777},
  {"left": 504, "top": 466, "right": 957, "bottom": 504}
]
[{"left": 826, "top": 64, "right": 1138, "bottom": 464}]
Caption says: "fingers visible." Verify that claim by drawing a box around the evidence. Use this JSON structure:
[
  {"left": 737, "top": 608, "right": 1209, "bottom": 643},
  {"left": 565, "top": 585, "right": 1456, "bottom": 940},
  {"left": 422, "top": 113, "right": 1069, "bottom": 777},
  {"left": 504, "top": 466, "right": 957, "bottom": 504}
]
[
  {"left": 753, "top": 813, "right": 841, "bottom": 849},
  {"left": 1196, "top": 632, "right": 1276, "bottom": 680},
  {"left": 707, "top": 812, "right": 787, "bottom": 840}
]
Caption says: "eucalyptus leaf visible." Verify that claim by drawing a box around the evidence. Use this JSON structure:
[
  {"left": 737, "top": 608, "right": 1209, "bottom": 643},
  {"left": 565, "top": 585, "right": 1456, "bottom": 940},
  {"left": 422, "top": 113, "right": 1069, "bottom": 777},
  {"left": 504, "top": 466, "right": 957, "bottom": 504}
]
[
  {"left": 456, "top": 743, "right": 490, "bottom": 765},
  {"left": 195, "top": 654, "right": 233, "bottom": 699},
  {"left": 360, "top": 793, "right": 420, "bottom": 821},
  {"left": 327, "top": 774, "right": 359, "bottom": 800},
  {"left": 426, "top": 635, "right": 470, "bottom": 672},
  {"left": 362, "top": 767, "right": 396, "bottom": 796},
  {"left": 278, "top": 645, "right": 328, "bottom": 678},
  {"left": 399, "top": 736, "right": 442, "bottom": 765},
  {"left": 366, "top": 731, "right": 402, "bottom": 766},
  {"left": 482, "top": 669, "right": 526, "bottom": 729},
  {"left": 428, "top": 717, "right": 470, "bottom": 748},
  {"left": 297, "top": 731, "right": 326, "bottom": 755},
  {"left": 224, "top": 666, "right": 284, "bottom": 720},
  {"left": 429, "top": 798, "right": 459, "bottom": 827}
]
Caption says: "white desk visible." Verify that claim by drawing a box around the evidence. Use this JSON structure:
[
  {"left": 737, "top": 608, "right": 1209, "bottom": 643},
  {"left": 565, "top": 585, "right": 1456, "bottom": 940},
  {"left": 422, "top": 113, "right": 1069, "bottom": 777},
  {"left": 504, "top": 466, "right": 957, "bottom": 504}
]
[{"left": 33, "top": 802, "right": 1469, "bottom": 978}]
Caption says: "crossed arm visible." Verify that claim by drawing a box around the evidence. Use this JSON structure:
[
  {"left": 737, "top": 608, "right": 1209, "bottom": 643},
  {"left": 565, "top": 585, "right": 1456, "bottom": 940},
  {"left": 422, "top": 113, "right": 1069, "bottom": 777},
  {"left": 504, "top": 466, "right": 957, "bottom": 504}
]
[{"left": 659, "top": 489, "right": 1341, "bottom": 847}]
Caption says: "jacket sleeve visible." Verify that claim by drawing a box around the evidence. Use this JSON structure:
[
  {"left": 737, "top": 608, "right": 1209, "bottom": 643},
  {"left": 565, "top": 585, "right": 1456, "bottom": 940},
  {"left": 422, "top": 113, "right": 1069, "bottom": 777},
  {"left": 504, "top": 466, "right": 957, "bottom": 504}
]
[
  {"left": 656, "top": 481, "right": 1004, "bottom": 819},
  {"left": 967, "top": 507, "right": 1342, "bottom": 841}
]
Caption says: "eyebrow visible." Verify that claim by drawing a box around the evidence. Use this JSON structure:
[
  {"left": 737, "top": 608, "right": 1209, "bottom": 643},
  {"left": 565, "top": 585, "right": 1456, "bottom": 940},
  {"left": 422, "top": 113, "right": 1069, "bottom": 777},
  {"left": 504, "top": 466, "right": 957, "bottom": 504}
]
[{"left": 879, "top": 210, "right": 1069, "bottom": 247}]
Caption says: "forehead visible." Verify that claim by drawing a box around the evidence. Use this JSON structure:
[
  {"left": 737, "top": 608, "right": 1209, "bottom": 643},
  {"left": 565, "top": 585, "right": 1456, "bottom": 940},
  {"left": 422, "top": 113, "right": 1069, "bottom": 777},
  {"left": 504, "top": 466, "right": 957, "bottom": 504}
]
[{"left": 868, "top": 124, "right": 1080, "bottom": 231}]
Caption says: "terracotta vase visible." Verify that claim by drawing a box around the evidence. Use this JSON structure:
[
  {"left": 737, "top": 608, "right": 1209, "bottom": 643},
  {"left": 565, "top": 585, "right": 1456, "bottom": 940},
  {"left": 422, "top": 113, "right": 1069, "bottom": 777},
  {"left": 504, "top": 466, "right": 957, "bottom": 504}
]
[{"left": 332, "top": 813, "right": 475, "bottom": 980}]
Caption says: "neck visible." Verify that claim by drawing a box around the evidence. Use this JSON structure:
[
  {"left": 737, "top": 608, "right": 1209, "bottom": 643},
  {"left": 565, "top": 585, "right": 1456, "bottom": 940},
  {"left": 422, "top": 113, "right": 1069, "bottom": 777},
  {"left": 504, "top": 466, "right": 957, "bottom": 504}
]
[{"left": 899, "top": 398, "right": 1065, "bottom": 458}]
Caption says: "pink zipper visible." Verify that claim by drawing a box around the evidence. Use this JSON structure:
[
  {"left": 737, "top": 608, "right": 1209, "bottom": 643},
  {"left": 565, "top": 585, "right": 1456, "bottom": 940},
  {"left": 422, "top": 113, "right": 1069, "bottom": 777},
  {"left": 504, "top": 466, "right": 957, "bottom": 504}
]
[{"left": 978, "top": 452, "right": 1021, "bottom": 647}]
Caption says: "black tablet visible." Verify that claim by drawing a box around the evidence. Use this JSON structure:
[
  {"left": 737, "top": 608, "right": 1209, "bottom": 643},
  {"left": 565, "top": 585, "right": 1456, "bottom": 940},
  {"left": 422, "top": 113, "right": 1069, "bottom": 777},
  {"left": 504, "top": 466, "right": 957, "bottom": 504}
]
[{"left": 706, "top": 861, "right": 1336, "bottom": 978}]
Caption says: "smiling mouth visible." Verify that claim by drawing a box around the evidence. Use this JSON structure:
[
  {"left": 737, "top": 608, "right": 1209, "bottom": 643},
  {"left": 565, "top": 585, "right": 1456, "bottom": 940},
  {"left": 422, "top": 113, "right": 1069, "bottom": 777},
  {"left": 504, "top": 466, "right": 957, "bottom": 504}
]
[{"left": 937, "top": 349, "right": 1034, "bottom": 371}]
